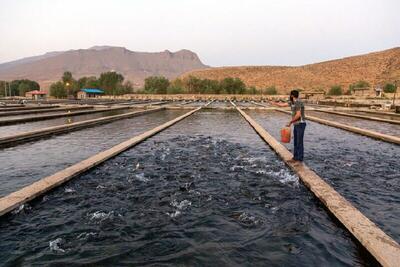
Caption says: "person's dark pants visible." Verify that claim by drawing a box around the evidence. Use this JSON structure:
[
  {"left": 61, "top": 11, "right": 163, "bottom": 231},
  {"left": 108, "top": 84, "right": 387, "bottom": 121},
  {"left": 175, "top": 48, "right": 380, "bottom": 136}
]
[{"left": 293, "top": 123, "right": 306, "bottom": 161}]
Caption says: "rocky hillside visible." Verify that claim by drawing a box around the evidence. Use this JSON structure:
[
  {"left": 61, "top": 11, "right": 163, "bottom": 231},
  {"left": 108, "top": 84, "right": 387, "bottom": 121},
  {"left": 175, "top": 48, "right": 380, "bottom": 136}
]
[
  {"left": 182, "top": 47, "right": 400, "bottom": 93},
  {"left": 0, "top": 46, "right": 208, "bottom": 88}
]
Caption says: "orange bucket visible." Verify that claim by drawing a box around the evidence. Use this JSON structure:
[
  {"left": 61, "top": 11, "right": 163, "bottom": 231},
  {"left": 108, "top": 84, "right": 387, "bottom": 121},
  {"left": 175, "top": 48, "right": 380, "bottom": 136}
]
[{"left": 280, "top": 127, "right": 291, "bottom": 143}]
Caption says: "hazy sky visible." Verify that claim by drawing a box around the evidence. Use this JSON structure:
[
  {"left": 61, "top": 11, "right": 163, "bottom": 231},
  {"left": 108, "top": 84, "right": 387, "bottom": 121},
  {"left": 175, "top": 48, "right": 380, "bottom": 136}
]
[{"left": 0, "top": 0, "right": 399, "bottom": 66}]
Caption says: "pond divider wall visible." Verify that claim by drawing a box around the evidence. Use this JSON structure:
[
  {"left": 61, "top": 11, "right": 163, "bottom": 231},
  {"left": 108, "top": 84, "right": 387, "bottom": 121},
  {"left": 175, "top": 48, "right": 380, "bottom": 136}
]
[
  {"left": 313, "top": 109, "right": 400, "bottom": 125},
  {"left": 344, "top": 109, "right": 400, "bottom": 118},
  {"left": 275, "top": 109, "right": 400, "bottom": 145},
  {"left": 235, "top": 106, "right": 400, "bottom": 267},
  {"left": 0, "top": 106, "right": 93, "bottom": 117},
  {"left": 0, "top": 106, "right": 204, "bottom": 218},
  {"left": 0, "top": 106, "right": 129, "bottom": 126},
  {"left": 0, "top": 108, "right": 164, "bottom": 148},
  {"left": 0, "top": 105, "right": 59, "bottom": 112}
]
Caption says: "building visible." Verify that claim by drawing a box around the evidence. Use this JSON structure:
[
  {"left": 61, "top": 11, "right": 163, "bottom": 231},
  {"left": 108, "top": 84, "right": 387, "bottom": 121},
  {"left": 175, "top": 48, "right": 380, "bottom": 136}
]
[
  {"left": 77, "top": 88, "right": 104, "bottom": 99},
  {"left": 375, "top": 87, "right": 383, "bottom": 98},
  {"left": 352, "top": 87, "right": 370, "bottom": 96},
  {"left": 25, "top": 90, "right": 47, "bottom": 100},
  {"left": 303, "top": 91, "right": 325, "bottom": 100}
]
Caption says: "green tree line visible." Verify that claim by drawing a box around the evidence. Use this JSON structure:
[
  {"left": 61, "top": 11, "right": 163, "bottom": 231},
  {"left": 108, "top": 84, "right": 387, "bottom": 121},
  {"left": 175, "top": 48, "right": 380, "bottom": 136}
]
[
  {"left": 141, "top": 76, "right": 279, "bottom": 95},
  {"left": 0, "top": 79, "right": 40, "bottom": 97},
  {"left": 50, "top": 71, "right": 133, "bottom": 98},
  {"left": 327, "top": 80, "right": 397, "bottom": 96}
]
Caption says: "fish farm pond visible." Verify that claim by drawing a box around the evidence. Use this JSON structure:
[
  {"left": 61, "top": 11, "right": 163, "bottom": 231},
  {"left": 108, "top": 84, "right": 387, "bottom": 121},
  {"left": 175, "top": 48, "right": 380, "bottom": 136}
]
[{"left": 0, "top": 100, "right": 399, "bottom": 266}]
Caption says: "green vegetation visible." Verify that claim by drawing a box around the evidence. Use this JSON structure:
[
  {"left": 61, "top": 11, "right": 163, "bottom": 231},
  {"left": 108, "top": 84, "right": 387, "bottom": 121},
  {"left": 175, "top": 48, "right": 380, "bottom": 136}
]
[
  {"left": 383, "top": 83, "right": 396, "bottom": 93},
  {"left": 49, "top": 71, "right": 133, "bottom": 98},
  {"left": 262, "top": 86, "right": 277, "bottom": 95},
  {"left": 348, "top": 80, "right": 370, "bottom": 93},
  {"left": 328, "top": 85, "right": 343, "bottom": 96},
  {"left": 50, "top": 81, "right": 67, "bottom": 98},
  {"left": 0, "top": 79, "right": 40, "bottom": 96},
  {"left": 99, "top": 72, "right": 125, "bottom": 95},
  {"left": 144, "top": 76, "right": 170, "bottom": 94},
  {"left": 247, "top": 86, "right": 257, "bottom": 95},
  {"left": 142, "top": 75, "right": 263, "bottom": 95},
  {"left": 220, "top": 77, "right": 246, "bottom": 94}
]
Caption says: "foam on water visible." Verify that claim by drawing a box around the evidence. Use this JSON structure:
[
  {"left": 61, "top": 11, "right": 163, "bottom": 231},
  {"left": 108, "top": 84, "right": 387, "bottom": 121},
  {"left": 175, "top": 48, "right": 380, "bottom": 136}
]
[
  {"left": 166, "top": 210, "right": 181, "bottom": 218},
  {"left": 64, "top": 187, "right": 76, "bottom": 193},
  {"left": 77, "top": 232, "right": 97, "bottom": 240},
  {"left": 11, "top": 204, "right": 31, "bottom": 215},
  {"left": 265, "top": 169, "right": 299, "bottom": 186},
  {"left": 135, "top": 173, "right": 150, "bottom": 182},
  {"left": 88, "top": 211, "right": 120, "bottom": 223},
  {"left": 170, "top": 199, "right": 192, "bottom": 210},
  {"left": 49, "top": 238, "right": 65, "bottom": 253}
]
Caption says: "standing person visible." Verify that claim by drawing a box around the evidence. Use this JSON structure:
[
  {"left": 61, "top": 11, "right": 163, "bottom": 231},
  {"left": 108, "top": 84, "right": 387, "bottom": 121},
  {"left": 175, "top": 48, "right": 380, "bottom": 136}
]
[{"left": 272, "top": 90, "right": 306, "bottom": 162}]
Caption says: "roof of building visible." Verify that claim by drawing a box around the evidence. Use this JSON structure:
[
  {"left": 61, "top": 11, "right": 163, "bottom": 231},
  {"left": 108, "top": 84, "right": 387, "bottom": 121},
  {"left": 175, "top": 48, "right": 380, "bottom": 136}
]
[
  {"left": 352, "top": 87, "right": 370, "bottom": 91},
  {"left": 81, "top": 88, "right": 104, "bottom": 94},
  {"left": 26, "top": 90, "right": 47, "bottom": 95}
]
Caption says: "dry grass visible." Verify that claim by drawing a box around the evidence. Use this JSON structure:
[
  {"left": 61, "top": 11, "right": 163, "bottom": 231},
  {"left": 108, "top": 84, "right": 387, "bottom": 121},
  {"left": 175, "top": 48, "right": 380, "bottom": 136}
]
[{"left": 181, "top": 47, "right": 400, "bottom": 94}]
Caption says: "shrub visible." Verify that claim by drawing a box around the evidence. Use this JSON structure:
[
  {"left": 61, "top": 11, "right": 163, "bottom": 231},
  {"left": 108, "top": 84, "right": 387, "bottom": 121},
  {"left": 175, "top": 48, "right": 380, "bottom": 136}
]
[
  {"left": 50, "top": 81, "right": 67, "bottom": 98},
  {"left": 263, "top": 86, "right": 277, "bottom": 95},
  {"left": 220, "top": 77, "right": 246, "bottom": 94},
  {"left": 383, "top": 83, "right": 396, "bottom": 93},
  {"left": 349, "top": 80, "right": 370, "bottom": 92},
  {"left": 167, "top": 86, "right": 184, "bottom": 94},
  {"left": 246, "top": 86, "right": 257, "bottom": 95},
  {"left": 328, "top": 85, "right": 343, "bottom": 96},
  {"left": 144, "top": 76, "right": 170, "bottom": 94}
]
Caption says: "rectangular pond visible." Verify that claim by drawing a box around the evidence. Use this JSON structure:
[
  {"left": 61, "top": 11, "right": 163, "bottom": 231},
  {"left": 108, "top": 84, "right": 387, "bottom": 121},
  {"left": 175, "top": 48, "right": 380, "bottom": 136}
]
[
  {"left": 248, "top": 110, "right": 400, "bottom": 244},
  {"left": 0, "top": 110, "right": 376, "bottom": 266},
  {"left": 0, "top": 110, "right": 186, "bottom": 197},
  {"left": 0, "top": 109, "right": 140, "bottom": 138}
]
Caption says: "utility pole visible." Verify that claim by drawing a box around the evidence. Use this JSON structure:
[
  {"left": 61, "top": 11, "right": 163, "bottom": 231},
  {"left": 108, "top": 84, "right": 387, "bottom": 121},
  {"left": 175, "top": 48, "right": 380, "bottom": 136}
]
[
  {"left": 3, "top": 81, "right": 6, "bottom": 97},
  {"left": 393, "top": 80, "right": 398, "bottom": 108}
]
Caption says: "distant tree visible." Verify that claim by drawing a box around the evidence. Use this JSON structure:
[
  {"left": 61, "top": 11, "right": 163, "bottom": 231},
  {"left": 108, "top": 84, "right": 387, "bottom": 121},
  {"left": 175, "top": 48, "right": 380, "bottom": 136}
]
[
  {"left": 84, "top": 76, "right": 100, "bottom": 89},
  {"left": 115, "top": 81, "right": 133, "bottom": 95},
  {"left": 247, "top": 86, "right": 257, "bottom": 95},
  {"left": 349, "top": 80, "right": 370, "bottom": 93},
  {"left": 185, "top": 76, "right": 203, "bottom": 94},
  {"left": 167, "top": 86, "right": 184, "bottom": 94},
  {"left": 50, "top": 81, "right": 67, "bottom": 98},
  {"left": 9, "top": 79, "right": 40, "bottom": 96},
  {"left": 144, "top": 76, "right": 170, "bottom": 94},
  {"left": 383, "top": 83, "right": 396, "bottom": 93},
  {"left": 17, "top": 83, "right": 31, "bottom": 96},
  {"left": 62, "top": 71, "right": 73, "bottom": 84},
  {"left": 167, "top": 79, "right": 184, "bottom": 94},
  {"left": 0, "top": 81, "right": 5, "bottom": 96},
  {"left": 220, "top": 77, "right": 246, "bottom": 94},
  {"left": 263, "top": 86, "right": 277, "bottom": 95},
  {"left": 328, "top": 85, "right": 343, "bottom": 96},
  {"left": 76, "top": 77, "right": 88, "bottom": 89},
  {"left": 98, "top": 71, "right": 124, "bottom": 95},
  {"left": 202, "top": 79, "right": 221, "bottom": 94}
]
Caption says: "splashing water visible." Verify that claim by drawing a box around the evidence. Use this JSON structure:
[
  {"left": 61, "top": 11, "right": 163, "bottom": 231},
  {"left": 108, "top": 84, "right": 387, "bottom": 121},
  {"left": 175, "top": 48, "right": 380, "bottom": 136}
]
[
  {"left": 49, "top": 238, "right": 65, "bottom": 253},
  {"left": 135, "top": 173, "right": 150, "bottom": 182},
  {"left": 64, "top": 187, "right": 76, "bottom": 193}
]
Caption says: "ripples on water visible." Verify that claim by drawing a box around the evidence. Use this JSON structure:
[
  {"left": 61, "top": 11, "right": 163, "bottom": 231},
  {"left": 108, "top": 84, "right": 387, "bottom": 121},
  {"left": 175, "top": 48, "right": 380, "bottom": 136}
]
[
  {"left": 249, "top": 110, "right": 400, "bottom": 244},
  {"left": 307, "top": 111, "right": 400, "bottom": 136},
  {"left": 0, "top": 111, "right": 375, "bottom": 266},
  {"left": 0, "top": 108, "right": 134, "bottom": 138},
  {"left": 0, "top": 110, "right": 186, "bottom": 197}
]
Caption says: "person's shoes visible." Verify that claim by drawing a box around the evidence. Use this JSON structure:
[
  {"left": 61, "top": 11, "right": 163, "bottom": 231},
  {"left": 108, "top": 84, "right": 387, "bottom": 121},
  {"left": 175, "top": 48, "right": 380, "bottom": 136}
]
[{"left": 287, "top": 158, "right": 303, "bottom": 164}]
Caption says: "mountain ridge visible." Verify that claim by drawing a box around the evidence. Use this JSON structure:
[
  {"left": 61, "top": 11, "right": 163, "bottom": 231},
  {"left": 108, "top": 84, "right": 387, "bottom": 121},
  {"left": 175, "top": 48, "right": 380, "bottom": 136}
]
[
  {"left": 0, "top": 46, "right": 209, "bottom": 88},
  {"left": 181, "top": 47, "right": 400, "bottom": 93}
]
